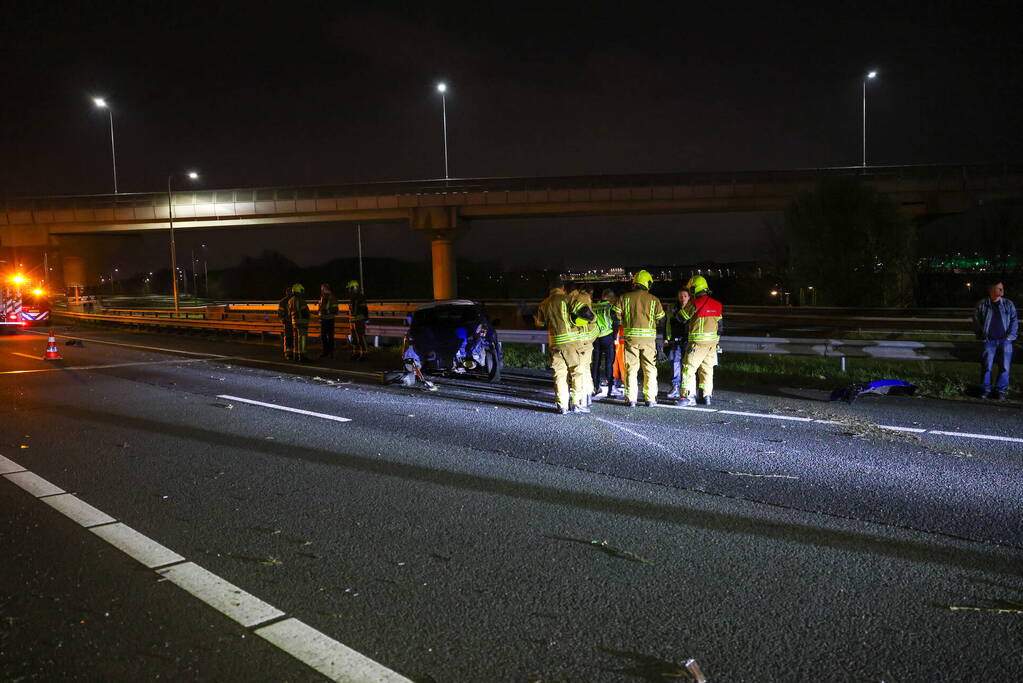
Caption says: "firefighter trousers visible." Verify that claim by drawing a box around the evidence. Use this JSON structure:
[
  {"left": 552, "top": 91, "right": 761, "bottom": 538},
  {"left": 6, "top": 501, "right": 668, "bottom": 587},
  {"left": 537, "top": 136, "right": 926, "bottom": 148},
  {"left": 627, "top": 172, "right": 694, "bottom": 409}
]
[
  {"left": 682, "top": 341, "right": 717, "bottom": 398},
  {"left": 292, "top": 324, "right": 308, "bottom": 360},
  {"left": 623, "top": 337, "right": 658, "bottom": 403},
  {"left": 549, "top": 343, "right": 586, "bottom": 411},
  {"left": 576, "top": 339, "right": 595, "bottom": 397},
  {"left": 281, "top": 322, "right": 293, "bottom": 359}
]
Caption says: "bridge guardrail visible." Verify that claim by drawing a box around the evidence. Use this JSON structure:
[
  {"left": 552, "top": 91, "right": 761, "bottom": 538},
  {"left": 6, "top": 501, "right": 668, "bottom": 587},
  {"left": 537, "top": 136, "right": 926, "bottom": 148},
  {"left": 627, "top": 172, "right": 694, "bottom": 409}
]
[{"left": 53, "top": 310, "right": 991, "bottom": 362}]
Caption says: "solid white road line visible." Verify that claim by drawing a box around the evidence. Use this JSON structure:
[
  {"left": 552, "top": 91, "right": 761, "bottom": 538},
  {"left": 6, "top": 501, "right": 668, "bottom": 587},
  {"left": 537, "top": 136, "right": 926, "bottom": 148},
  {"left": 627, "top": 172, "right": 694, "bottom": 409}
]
[
  {"left": 717, "top": 409, "right": 814, "bottom": 422},
  {"left": 0, "top": 454, "right": 27, "bottom": 474},
  {"left": 3, "top": 470, "right": 64, "bottom": 497},
  {"left": 218, "top": 394, "right": 352, "bottom": 422},
  {"left": 90, "top": 523, "right": 186, "bottom": 569},
  {"left": 157, "top": 562, "right": 285, "bottom": 628},
  {"left": 33, "top": 331, "right": 232, "bottom": 358},
  {"left": 0, "top": 357, "right": 230, "bottom": 376},
  {"left": 929, "top": 429, "right": 1023, "bottom": 444},
  {"left": 255, "top": 618, "right": 413, "bottom": 683},
  {"left": 42, "top": 493, "right": 117, "bottom": 527},
  {"left": 879, "top": 425, "right": 929, "bottom": 434}
]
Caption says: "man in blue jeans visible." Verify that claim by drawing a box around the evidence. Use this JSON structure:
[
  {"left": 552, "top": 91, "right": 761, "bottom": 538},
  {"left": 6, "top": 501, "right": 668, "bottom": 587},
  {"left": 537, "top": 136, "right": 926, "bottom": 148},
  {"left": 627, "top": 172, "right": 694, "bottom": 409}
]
[{"left": 973, "top": 282, "right": 1018, "bottom": 400}]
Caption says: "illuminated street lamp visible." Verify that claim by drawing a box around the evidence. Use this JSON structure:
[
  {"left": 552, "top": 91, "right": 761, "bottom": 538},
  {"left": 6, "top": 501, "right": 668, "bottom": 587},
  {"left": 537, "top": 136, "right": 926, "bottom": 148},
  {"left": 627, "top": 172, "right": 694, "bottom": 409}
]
[
  {"left": 436, "top": 82, "right": 449, "bottom": 179},
  {"left": 92, "top": 97, "right": 118, "bottom": 193},
  {"left": 168, "top": 171, "right": 200, "bottom": 315},
  {"left": 862, "top": 70, "right": 878, "bottom": 167}
]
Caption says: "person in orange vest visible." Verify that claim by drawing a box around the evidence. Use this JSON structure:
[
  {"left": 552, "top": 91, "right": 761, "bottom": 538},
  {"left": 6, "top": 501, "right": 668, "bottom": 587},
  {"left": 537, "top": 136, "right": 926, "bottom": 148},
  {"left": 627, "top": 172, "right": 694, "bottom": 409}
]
[
  {"left": 677, "top": 275, "right": 723, "bottom": 406},
  {"left": 612, "top": 321, "right": 626, "bottom": 397}
]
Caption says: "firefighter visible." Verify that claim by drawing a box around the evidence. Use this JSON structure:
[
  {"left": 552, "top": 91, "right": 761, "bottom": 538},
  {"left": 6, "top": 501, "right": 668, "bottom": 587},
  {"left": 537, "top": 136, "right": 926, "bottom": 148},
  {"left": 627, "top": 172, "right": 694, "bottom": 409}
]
[
  {"left": 318, "top": 283, "right": 338, "bottom": 359},
  {"left": 288, "top": 283, "right": 311, "bottom": 362},
  {"left": 613, "top": 270, "right": 665, "bottom": 407},
  {"left": 591, "top": 289, "right": 618, "bottom": 397},
  {"left": 568, "top": 284, "right": 598, "bottom": 405},
  {"left": 677, "top": 275, "right": 723, "bottom": 407},
  {"left": 347, "top": 280, "right": 369, "bottom": 360},
  {"left": 664, "top": 287, "right": 692, "bottom": 399},
  {"left": 535, "top": 281, "right": 587, "bottom": 414},
  {"left": 276, "top": 286, "right": 293, "bottom": 360}
]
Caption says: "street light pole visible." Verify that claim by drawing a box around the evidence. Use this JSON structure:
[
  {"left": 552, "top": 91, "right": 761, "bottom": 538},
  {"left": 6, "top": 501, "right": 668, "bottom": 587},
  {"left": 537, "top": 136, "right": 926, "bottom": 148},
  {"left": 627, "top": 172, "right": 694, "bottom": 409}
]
[
  {"left": 92, "top": 98, "right": 118, "bottom": 193},
  {"left": 436, "top": 82, "right": 449, "bottom": 179},
  {"left": 862, "top": 70, "right": 877, "bottom": 167},
  {"left": 167, "top": 171, "right": 199, "bottom": 315}
]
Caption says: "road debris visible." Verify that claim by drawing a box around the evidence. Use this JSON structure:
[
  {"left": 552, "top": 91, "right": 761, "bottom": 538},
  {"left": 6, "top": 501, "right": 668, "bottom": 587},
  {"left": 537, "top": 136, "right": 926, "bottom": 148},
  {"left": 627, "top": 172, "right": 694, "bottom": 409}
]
[
  {"left": 685, "top": 658, "right": 707, "bottom": 682},
  {"left": 210, "top": 401, "right": 234, "bottom": 409}
]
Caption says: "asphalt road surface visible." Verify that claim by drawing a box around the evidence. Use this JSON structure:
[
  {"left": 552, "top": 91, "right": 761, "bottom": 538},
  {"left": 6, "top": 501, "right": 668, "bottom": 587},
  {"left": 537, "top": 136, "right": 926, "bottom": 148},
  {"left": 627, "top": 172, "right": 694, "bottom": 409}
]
[{"left": 1, "top": 326, "right": 1021, "bottom": 682}]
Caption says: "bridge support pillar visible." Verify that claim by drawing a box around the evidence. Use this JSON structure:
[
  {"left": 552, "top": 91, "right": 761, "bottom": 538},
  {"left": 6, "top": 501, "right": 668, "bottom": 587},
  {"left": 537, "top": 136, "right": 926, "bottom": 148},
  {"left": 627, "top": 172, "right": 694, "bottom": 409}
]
[{"left": 410, "top": 206, "right": 464, "bottom": 300}]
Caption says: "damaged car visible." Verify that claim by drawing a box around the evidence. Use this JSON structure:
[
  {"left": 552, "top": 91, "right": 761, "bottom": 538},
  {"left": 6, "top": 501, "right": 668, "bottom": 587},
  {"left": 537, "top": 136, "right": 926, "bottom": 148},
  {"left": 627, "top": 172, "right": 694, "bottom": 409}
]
[{"left": 401, "top": 299, "right": 502, "bottom": 383}]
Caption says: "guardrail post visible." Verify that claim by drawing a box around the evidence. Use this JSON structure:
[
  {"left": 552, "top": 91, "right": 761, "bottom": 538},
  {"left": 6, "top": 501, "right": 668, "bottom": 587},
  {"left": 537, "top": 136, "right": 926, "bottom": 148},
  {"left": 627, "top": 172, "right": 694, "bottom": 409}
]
[
  {"left": 374, "top": 335, "right": 380, "bottom": 348},
  {"left": 840, "top": 356, "right": 846, "bottom": 373}
]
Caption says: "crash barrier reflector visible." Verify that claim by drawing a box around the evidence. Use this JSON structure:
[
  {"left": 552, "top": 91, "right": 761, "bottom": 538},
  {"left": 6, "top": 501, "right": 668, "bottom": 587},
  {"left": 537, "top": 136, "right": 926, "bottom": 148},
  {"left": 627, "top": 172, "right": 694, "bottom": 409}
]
[{"left": 52, "top": 309, "right": 998, "bottom": 362}]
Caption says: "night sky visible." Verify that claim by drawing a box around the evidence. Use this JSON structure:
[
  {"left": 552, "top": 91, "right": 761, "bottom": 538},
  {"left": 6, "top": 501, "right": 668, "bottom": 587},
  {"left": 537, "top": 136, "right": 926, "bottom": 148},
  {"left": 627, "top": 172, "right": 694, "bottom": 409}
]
[{"left": 3, "top": 1, "right": 1021, "bottom": 274}]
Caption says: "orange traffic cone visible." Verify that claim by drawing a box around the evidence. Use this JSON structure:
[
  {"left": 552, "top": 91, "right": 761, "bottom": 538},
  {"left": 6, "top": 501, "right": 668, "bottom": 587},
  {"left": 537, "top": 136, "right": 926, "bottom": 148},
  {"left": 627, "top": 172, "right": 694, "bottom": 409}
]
[{"left": 44, "top": 332, "right": 62, "bottom": 361}]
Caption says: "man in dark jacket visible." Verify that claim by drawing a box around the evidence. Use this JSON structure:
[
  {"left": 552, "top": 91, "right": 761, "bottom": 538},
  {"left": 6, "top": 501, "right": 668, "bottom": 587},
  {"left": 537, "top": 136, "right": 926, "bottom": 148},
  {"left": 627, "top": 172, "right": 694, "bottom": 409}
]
[
  {"left": 288, "top": 283, "right": 311, "bottom": 362},
  {"left": 318, "top": 283, "right": 338, "bottom": 359},
  {"left": 276, "top": 286, "right": 293, "bottom": 360},
  {"left": 973, "top": 282, "right": 1018, "bottom": 399},
  {"left": 664, "top": 287, "right": 691, "bottom": 399}
]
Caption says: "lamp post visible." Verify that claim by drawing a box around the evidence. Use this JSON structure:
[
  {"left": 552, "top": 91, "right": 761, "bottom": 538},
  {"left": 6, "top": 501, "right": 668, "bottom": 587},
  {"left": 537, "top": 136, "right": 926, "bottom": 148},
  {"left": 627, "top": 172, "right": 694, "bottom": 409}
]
[
  {"left": 167, "top": 171, "right": 199, "bottom": 315},
  {"left": 862, "top": 70, "right": 877, "bottom": 167},
  {"left": 436, "top": 82, "right": 449, "bottom": 179},
  {"left": 92, "top": 98, "right": 118, "bottom": 193}
]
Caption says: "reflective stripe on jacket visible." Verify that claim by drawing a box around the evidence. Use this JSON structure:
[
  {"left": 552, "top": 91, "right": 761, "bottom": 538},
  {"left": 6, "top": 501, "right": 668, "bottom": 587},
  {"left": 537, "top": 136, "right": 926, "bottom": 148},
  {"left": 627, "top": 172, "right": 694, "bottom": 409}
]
[
  {"left": 679, "top": 295, "right": 722, "bottom": 343},
  {"left": 535, "top": 289, "right": 581, "bottom": 345},
  {"left": 613, "top": 288, "right": 665, "bottom": 339},
  {"left": 288, "top": 295, "right": 311, "bottom": 326},
  {"left": 664, "top": 304, "right": 689, "bottom": 341},
  {"left": 568, "top": 289, "right": 599, "bottom": 342}
]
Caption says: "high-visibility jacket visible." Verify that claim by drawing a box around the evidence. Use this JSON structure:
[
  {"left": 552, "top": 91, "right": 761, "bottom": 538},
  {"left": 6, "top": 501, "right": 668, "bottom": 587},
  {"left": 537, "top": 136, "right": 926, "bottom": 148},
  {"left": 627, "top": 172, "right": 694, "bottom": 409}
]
[
  {"left": 288, "top": 294, "right": 311, "bottom": 326},
  {"left": 679, "top": 294, "right": 723, "bottom": 343},
  {"left": 592, "top": 300, "right": 616, "bottom": 338},
  {"left": 535, "top": 288, "right": 580, "bottom": 346},
  {"left": 613, "top": 287, "right": 665, "bottom": 339},
  {"left": 318, "top": 293, "right": 338, "bottom": 320},
  {"left": 349, "top": 291, "right": 369, "bottom": 322},
  {"left": 568, "top": 289, "right": 599, "bottom": 342}
]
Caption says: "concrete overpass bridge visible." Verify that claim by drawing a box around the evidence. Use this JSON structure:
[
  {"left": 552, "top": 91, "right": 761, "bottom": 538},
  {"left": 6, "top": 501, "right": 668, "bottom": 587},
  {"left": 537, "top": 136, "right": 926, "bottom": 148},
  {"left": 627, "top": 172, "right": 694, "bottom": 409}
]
[{"left": 2, "top": 163, "right": 1020, "bottom": 298}]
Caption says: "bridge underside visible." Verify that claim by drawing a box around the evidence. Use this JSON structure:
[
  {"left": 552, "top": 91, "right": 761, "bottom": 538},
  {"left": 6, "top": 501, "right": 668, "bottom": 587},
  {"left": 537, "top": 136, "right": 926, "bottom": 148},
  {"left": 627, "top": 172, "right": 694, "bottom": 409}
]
[{"left": 3, "top": 164, "right": 1021, "bottom": 297}]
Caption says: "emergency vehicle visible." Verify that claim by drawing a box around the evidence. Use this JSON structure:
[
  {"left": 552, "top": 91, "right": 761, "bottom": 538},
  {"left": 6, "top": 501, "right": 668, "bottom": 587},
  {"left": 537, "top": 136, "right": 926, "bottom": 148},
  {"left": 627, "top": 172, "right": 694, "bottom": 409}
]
[{"left": 1, "top": 274, "right": 50, "bottom": 330}]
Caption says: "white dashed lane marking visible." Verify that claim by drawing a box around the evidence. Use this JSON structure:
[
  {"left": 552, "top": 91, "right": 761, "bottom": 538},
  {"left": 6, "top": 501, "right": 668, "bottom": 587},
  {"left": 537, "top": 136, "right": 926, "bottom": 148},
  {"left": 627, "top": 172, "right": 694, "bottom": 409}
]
[
  {"left": 90, "top": 523, "right": 187, "bottom": 569},
  {"left": 157, "top": 562, "right": 285, "bottom": 628},
  {"left": 0, "top": 454, "right": 410, "bottom": 682},
  {"left": 3, "top": 470, "right": 64, "bottom": 497},
  {"left": 218, "top": 394, "right": 352, "bottom": 422},
  {"left": 42, "top": 493, "right": 117, "bottom": 527},
  {"left": 0, "top": 453, "right": 27, "bottom": 474},
  {"left": 256, "top": 618, "right": 412, "bottom": 683}
]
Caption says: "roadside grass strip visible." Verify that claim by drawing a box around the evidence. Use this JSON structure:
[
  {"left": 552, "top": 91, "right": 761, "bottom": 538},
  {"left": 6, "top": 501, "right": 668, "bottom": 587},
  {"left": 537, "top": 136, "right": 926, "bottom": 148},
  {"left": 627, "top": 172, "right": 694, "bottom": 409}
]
[
  {"left": 217, "top": 394, "right": 352, "bottom": 422},
  {"left": 0, "top": 454, "right": 410, "bottom": 682}
]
